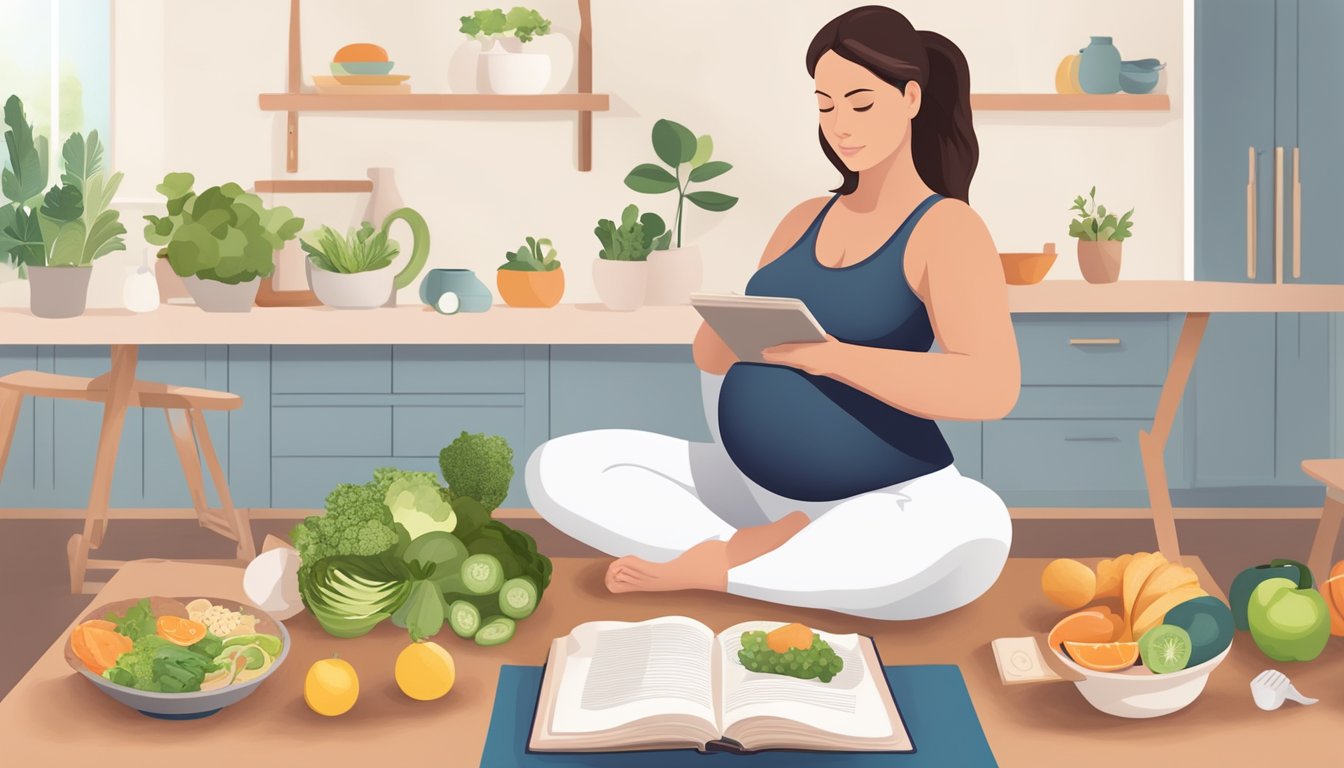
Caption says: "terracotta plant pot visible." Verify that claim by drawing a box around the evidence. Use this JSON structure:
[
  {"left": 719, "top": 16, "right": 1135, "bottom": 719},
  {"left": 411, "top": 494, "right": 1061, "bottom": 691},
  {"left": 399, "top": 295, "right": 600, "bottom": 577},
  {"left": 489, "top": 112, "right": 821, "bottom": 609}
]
[
  {"left": 27, "top": 266, "right": 92, "bottom": 319},
  {"left": 182, "top": 276, "right": 261, "bottom": 313},
  {"left": 644, "top": 244, "right": 702, "bottom": 305},
  {"left": 1077, "top": 240, "right": 1123, "bottom": 284},
  {"left": 155, "top": 259, "right": 190, "bottom": 302},
  {"left": 497, "top": 267, "right": 564, "bottom": 308},
  {"left": 1000, "top": 243, "right": 1057, "bottom": 285},
  {"left": 592, "top": 259, "right": 649, "bottom": 311}
]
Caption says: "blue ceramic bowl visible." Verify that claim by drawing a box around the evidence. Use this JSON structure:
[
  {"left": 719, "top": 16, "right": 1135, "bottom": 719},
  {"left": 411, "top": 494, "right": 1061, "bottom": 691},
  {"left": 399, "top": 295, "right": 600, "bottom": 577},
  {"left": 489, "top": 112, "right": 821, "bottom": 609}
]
[
  {"left": 65, "top": 595, "right": 291, "bottom": 720},
  {"left": 331, "top": 61, "right": 396, "bottom": 76},
  {"left": 1119, "top": 59, "right": 1165, "bottom": 94},
  {"left": 420, "top": 268, "right": 494, "bottom": 314}
]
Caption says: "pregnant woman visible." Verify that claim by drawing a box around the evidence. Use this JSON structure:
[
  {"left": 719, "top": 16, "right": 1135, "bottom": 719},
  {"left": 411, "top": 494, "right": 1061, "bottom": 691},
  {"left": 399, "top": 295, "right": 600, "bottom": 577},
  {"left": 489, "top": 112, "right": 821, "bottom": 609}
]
[{"left": 525, "top": 6, "right": 1020, "bottom": 620}]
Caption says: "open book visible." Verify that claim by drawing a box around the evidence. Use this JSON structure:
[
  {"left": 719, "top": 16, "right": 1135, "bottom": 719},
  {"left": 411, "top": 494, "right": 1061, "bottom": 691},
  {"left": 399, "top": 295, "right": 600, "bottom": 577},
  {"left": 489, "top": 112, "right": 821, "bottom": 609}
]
[{"left": 529, "top": 617, "right": 912, "bottom": 754}]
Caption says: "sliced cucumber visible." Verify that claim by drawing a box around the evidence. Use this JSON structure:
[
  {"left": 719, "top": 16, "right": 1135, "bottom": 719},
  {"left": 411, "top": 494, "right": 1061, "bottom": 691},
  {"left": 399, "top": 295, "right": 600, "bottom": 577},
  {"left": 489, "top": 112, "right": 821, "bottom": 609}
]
[
  {"left": 498, "top": 577, "right": 538, "bottom": 619},
  {"left": 461, "top": 553, "right": 505, "bottom": 595},
  {"left": 448, "top": 599, "right": 482, "bottom": 638},
  {"left": 474, "top": 615, "right": 516, "bottom": 647}
]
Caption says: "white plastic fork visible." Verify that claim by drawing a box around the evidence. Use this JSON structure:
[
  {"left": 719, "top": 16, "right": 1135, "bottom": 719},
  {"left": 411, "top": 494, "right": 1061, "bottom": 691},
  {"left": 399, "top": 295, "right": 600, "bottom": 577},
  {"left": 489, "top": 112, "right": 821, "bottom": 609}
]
[{"left": 1251, "top": 669, "right": 1318, "bottom": 710}]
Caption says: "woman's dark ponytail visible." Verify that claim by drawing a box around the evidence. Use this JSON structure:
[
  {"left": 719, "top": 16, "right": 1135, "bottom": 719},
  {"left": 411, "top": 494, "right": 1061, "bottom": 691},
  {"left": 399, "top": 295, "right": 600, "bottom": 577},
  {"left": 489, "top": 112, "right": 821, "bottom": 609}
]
[
  {"left": 913, "top": 31, "right": 977, "bottom": 203},
  {"left": 806, "top": 7, "right": 979, "bottom": 203}
]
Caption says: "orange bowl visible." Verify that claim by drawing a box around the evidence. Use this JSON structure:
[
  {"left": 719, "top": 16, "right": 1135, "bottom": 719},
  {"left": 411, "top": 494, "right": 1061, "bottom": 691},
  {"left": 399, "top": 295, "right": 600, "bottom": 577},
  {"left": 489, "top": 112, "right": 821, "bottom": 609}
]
[{"left": 1000, "top": 244, "right": 1057, "bottom": 285}]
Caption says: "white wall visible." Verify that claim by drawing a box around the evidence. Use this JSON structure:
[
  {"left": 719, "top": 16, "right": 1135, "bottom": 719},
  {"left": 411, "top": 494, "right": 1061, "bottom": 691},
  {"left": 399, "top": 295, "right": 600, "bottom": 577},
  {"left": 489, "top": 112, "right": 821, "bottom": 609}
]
[{"left": 13, "top": 0, "right": 1186, "bottom": 307}]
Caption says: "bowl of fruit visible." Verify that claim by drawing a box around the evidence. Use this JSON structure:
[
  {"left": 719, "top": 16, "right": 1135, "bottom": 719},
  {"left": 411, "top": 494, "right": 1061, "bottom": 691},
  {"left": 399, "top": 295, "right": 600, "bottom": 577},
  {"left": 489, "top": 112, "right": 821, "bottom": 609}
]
[{"left": 1040, "top": 553, "right": 1235, "bottom": 719}]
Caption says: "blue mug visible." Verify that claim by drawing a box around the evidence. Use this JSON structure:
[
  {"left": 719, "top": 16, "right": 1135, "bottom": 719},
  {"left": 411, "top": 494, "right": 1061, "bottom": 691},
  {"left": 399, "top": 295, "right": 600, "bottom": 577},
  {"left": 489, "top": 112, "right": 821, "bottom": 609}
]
[{"left": 419, "top": 268, "right": 493, "bottom": 314}]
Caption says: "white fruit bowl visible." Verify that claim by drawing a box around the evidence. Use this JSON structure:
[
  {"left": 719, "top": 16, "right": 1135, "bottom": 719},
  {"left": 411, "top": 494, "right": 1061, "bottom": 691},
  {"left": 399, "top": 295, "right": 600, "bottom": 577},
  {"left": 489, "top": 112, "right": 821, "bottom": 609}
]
[{"left": 1051, "top": 641, "right": 1231, "bottom": 718}]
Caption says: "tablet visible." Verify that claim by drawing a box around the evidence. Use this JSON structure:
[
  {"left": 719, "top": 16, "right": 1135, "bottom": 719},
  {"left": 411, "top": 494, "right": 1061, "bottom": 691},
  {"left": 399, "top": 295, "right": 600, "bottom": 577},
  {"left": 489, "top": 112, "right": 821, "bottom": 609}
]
[{"left": 690, "top": 292, "right": 827, "bottom": 364}]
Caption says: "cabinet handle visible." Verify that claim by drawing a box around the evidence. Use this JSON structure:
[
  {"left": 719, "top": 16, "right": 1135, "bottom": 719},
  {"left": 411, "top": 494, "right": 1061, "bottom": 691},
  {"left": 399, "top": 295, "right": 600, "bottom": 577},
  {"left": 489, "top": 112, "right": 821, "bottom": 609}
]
[
  {"left": 1247, "top": 147, "right": 1257, "bottom": 280},
  {"left": 1275, "top": 146, "right": 1284, "bottom": 284},
  {"left": 1069, "top": 338, "right": 1121, "bottom": 346},
  {"left": 1293, "top": 147, "right": 1302, "bottom": 280},
  {"left": 1063, "top": 436, "right": 1121, "bottom": 442}
]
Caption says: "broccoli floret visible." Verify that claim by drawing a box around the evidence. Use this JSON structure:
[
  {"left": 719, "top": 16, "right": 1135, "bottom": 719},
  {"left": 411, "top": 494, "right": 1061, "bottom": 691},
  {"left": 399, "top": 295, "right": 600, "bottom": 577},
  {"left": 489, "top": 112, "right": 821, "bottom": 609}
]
[
  {"left": 386, "top": 474, "right": 456, "bottom": 540},
  {"left": 290, "top": 478, "right": 399, "bottom": 577},
  {"left": 438, "top": 431, "right": 515, "bottom": 512},
  {"left": 104, "top": 635, "right": 171, "bottom": 691}
]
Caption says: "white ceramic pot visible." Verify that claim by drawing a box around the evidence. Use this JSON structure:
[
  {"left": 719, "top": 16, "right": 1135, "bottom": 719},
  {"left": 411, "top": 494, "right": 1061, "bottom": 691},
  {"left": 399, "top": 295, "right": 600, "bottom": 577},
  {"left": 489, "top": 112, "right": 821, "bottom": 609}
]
[
  {"left": 592, "top": 259, "right": 649, "bottom": 311},
  {"left": 182, "top": 276, "right": 260, "bottom": 313},
  {"left": 307, "top": 265, "right": 396, "bottom": 309},
  {"left": 484, "top": 48, "right": 552, "bottom": 95},
  {"left": 1052, "top": 643, "right": 1231, "bottom": 718},
  {"left": 645, "top": 244, "right": 703, "bottom": 305}
]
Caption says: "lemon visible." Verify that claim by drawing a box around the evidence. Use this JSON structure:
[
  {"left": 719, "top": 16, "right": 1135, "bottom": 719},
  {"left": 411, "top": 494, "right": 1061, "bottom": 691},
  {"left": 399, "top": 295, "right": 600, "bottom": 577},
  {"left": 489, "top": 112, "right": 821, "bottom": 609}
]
[
  {"left": 396, "top": 641, "right": 456, "bottom": 701},
  {"left": 304, "top": 656, "right": 359, "bottom": 716}
]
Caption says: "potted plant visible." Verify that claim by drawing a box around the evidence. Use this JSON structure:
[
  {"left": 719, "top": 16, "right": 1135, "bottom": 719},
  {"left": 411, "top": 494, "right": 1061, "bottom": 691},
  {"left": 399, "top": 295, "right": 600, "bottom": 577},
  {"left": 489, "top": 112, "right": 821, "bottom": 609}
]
[
  {"left": 497, "top": 236, "right": 563, "bottom": 307},
  {"left": 144, "top": 173, "right": 303, "bottom": 312},
  {"left": 624, "top": 118, "right": 738, "bottom": 305},
  {"left": 302, "top": 208, "right": 430, "bottom": 309},
  {"left": 460, "top": 7, "right": 553, "bottom": 95},
  {"left": 592, "top": 204, "right": 667, "bottom": 311},
  {"left": 0, "top": 95, "right": 126, "bottom": 318},
  {"left": 1069, "top": 186, "right": 1134, "bottom": 284}
]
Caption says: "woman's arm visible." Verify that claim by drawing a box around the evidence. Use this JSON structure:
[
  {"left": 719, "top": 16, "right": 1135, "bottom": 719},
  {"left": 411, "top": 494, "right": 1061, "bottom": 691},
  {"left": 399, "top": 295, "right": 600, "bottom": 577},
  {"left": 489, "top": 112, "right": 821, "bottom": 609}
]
[
  {"left": 693, "top": 197, "right": 831, "bottom": 374},
  {"left": 762, "top": 200, "right": 1020, "bottom": 420}
]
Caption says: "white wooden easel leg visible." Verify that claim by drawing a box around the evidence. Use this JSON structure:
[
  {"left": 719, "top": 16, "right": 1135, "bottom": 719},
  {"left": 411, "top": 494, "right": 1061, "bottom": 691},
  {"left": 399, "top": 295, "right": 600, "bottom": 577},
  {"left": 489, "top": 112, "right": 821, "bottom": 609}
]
[
  {"left": 190, "top": 409, "right": 254, "bottom": 560},
  {"left": 0, "top": 390, "right": 23, "bottom": 483}
]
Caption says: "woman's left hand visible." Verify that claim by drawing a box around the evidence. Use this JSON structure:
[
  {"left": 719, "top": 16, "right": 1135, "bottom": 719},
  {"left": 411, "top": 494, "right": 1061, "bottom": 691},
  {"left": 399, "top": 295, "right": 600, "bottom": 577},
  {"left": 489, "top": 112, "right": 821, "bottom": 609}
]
[{"left": 760, "top": 334, "right": 845, "bottom": 376}]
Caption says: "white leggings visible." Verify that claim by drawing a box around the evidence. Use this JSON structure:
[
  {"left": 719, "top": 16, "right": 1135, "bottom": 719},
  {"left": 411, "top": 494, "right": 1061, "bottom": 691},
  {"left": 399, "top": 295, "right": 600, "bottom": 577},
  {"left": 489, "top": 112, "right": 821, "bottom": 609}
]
[{"left": 524, "top": 372, "right": 1012, "bottom": 620}]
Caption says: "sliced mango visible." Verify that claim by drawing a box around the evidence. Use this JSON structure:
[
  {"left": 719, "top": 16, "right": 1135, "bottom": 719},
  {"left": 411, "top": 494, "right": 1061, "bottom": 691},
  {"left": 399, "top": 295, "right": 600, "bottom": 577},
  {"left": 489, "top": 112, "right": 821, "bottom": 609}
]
[
  {"left": 1122, "top": 553, "right": 1167, "bottom": 628},
  {"left": 1132, "top": 564, "right": 1201, "bottom": 621},
  {"left": 1132, "top": 584, "right": 1209, "bottom": 641}
]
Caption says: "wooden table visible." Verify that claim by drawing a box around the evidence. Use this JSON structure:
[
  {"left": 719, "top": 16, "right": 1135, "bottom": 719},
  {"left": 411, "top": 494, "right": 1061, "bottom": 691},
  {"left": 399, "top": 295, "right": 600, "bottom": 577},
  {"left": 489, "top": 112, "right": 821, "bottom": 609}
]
[{"left": 1, "top": 557, "right": 1339, "bottom": 767}]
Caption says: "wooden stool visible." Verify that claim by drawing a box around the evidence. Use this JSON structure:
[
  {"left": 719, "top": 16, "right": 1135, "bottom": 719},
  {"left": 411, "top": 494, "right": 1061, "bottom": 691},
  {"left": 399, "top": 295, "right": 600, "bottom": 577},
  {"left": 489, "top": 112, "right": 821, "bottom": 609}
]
[
  {"left": 0, "top": 371, "right": 256, "bottom": 593},
  {"left": 1302, "top": 459, "right": 1344, "bottom": 582}
]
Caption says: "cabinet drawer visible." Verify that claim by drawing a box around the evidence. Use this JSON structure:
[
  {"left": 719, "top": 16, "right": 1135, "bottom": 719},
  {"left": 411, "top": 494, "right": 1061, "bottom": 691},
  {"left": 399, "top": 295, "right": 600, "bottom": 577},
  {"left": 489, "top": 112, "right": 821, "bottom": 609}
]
[
  {"left": 272, "top": 406, "right": 391, "bottom": 456},
  {"left": 1008, "top": 386, "right": 1161, "bottom": 420},
  {"left": 983, "top": 419, "right": 1147, "bottom": 492},
  {"left": 392, "top": 346, "right": 526, "bottom": 394},
  {"left": 391, "top": 406, "right": 526, "bottom": 457},
  {"left": 1015, "top": 316, "right": 1169, "bottom": 385},
  {"left": 272, "top": 347, "right": 391, "bottom": 393}
]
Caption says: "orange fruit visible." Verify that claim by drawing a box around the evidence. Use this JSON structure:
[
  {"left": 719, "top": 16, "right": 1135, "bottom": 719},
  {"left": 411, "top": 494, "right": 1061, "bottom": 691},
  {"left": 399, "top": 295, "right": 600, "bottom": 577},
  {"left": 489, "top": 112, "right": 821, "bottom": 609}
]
[
  {"left": 1041, "top": 559, "right": 1097, "bottom": 609},
  {"left": 765, "top": 623, "right": 814, "bottom": 653},
  {"left": 1062, "top": 641, "right": 1140, "bottom": 672},
  {"left": 1324, "top": 561, "right": 1344, "bottom": 637},
  {"left": 157, "top": 615, "right": 208, "bottom": 646},
  {"left": 333, "top": 43, "right": 388, "bottom": 63},
  {"left": 1047, "top": 609, "right": 1115, "bottom": 651}
]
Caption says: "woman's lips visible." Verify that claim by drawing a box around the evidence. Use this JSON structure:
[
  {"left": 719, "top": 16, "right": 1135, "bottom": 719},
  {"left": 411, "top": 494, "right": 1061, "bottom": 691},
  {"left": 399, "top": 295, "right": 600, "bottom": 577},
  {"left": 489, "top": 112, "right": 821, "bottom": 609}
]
[{"left": 837, "top": 144, "right": 864, "bottom": 156}]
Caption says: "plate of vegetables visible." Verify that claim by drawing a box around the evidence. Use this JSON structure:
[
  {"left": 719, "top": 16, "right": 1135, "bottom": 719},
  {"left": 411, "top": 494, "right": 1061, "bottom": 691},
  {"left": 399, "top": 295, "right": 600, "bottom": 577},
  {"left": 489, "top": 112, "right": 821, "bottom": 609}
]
[{"left": 64, "top": 595, "right": 289, "bottom": 720}]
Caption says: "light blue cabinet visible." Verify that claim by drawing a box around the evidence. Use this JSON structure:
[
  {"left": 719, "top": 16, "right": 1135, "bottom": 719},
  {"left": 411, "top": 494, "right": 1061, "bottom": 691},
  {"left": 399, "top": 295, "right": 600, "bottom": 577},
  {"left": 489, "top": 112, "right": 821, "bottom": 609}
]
[{"left": 1194, "top": 0, "right": 1333, "bottom": 494}]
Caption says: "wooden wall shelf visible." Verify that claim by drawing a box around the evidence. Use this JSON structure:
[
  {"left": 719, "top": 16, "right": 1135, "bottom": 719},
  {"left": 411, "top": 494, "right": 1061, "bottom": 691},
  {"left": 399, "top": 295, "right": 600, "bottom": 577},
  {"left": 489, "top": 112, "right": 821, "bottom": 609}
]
[
  {"left": 970, "top": 93, "right": 1170, "bottom": 111},
  {"left": 259, "top": 93, "right": 610, "bottom": 112},
  {"left": 268, "top": 0, "right": 600, "bottom": 172},
  {"left": 254, "top": 179, "right": 373, "bottom": 194}
]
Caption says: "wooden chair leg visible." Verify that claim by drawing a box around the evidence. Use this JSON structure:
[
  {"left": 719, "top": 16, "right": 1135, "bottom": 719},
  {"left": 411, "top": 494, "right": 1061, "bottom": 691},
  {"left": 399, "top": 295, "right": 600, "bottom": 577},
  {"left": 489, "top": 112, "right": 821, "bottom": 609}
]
[
  {"left": 165, "top": 409, "right": 211, "bottom": 519},
  {"left": 1308, "top": 493, "right": 1344, "bottom": 583},
  {"left": 190, "top": 409, "right": 254, "bottom": 560},
  {"left": 0, "top": 390, "right": 23, "bottom": 484},
  {"left": 67, "top": 533, "right": 89, "bottom": 595}
]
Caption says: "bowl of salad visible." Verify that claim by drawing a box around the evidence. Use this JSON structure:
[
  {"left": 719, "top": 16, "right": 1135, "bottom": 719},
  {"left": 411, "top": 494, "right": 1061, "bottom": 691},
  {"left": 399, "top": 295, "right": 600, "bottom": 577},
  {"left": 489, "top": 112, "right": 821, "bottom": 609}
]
[{"left": 64, "top": 595, "right": 290, "bottom": 719}]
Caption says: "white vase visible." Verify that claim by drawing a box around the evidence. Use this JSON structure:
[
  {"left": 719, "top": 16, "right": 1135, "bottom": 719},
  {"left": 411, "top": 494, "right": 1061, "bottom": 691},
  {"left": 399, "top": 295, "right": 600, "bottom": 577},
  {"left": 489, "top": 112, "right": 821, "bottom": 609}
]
[
  {"left": 592, "top": 259, "right": 649, "bottom": 311},
  {"left": 123, "top": 266, "right": 160, "bottom": 313},
  {"left": 308, "top": 264, "right": 396, "bottom": 310},
  {"left": 644, "top": 245, "right": 703, "bottom": 305},
  {"left": 483, "top": 45, "right": 552, "bottom": 95}
]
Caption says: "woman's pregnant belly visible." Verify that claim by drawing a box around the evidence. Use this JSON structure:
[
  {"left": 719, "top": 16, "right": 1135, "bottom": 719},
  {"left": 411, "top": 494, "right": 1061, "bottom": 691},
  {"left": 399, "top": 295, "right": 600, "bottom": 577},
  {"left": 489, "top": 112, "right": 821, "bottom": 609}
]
[{"left": 717, "top": 363, "right": 953, "bottom": 502}]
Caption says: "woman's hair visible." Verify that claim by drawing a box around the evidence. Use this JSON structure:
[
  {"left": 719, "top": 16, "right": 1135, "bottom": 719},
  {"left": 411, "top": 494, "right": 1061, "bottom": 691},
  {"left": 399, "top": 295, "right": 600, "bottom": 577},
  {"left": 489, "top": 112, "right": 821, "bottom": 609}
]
[{"left": 806, "top": 6, "right": 978, "bottom": 202}]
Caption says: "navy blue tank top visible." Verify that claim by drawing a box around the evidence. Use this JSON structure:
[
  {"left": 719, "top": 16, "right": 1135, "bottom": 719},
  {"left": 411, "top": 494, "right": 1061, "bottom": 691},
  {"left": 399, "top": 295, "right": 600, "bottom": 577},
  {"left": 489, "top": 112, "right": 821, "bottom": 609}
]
[{"left": 717, "top": 192, "right": 953, "bottom": 502}]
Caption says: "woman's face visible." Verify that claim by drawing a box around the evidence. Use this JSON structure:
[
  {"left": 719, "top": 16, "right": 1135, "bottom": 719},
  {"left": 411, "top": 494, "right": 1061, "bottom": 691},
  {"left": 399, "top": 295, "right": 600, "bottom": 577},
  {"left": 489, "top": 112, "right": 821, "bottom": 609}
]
[{"left": 814, "top": 50, "right": 921, "bottom": 173}]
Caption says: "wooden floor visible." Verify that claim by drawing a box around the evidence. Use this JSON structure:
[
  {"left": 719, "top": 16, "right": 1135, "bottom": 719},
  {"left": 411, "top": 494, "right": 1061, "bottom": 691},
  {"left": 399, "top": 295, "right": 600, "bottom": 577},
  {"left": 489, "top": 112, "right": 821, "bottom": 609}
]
[{"left": 0, "top": 511, "right": 1339, "bottom": 703}]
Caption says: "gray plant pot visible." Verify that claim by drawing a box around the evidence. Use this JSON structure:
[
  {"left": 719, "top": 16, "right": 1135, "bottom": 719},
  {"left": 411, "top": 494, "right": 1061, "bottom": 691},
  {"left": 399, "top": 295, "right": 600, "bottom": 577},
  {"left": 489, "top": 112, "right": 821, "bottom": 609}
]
[
  {"left": 183, "top": 276, "right": 261, "bottom": 312},
  {"left": 27, "top": 265, "right": 93, "bottom": 319}
]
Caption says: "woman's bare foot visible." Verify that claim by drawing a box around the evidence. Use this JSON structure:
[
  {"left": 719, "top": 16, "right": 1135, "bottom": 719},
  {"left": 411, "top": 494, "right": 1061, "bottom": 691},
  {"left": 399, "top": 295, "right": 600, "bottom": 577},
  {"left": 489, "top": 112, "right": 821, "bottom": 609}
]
[{"left": 605, "top": 511, "right": 810, "bottom": 594}]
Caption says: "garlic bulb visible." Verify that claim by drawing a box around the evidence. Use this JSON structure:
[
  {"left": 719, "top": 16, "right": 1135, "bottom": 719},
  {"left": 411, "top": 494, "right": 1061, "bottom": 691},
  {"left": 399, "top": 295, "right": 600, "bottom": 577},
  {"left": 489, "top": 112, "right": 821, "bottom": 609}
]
[{"left": 243, "top": 547, "right": 303, "bottom": 620}]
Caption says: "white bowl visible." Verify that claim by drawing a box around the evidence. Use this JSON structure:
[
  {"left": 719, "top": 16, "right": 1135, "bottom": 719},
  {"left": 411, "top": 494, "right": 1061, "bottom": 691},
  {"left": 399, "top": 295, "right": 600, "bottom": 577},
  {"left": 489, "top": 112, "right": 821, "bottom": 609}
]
[{"left": 1051, "top": 641, "right": 1231, "bottom": 718}]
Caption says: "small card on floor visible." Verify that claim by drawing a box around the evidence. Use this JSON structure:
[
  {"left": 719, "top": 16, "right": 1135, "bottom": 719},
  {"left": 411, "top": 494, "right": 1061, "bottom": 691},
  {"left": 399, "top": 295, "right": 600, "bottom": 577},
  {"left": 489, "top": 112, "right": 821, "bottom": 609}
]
[{"left": 991, "top": 636, "right": 1063, "bottom": 685}]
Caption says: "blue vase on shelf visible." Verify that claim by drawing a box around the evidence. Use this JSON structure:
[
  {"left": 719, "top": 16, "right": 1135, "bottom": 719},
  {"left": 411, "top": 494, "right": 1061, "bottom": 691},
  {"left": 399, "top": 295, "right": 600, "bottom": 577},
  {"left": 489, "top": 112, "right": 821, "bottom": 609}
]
[
  {"left": 1078, "top": 36, "right": 1122, "bottom": 94},
  {"left": 419, "top": 269, "right": 494, "bottom": 314}
]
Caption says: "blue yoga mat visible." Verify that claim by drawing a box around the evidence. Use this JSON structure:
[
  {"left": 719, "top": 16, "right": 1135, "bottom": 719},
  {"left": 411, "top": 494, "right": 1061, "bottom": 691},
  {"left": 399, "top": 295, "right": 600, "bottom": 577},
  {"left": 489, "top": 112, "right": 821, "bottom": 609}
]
[{"left": 481, "top": 664, "right": 997, "bottom": 767}]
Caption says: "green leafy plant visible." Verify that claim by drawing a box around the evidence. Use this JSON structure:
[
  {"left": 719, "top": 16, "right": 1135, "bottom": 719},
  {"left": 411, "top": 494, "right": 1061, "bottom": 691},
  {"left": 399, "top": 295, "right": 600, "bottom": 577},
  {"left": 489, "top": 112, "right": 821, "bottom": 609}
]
[
  {"left": 499, "top": 235, "right": 560, "bottom": 271},
  {"left": 459, "top": 7, "right": 551, "bottom": 43},
  {"left": 1069, "top": 186, "right": 1134, "bottom": 242},
  {"left": 624, "top": 118, "right": 738, "bottom": 249},
  {"left": 301, "top": 221, "right": 400, "bottom": 274},
  {"left": 0, "top": 94, "right": 126, "bottom": 269},
  {"left": 144, "top": 172, "right": 303, "bottom": 284},
  {"left": 594, "top": 203, "right": 668, "bottom": 261}
]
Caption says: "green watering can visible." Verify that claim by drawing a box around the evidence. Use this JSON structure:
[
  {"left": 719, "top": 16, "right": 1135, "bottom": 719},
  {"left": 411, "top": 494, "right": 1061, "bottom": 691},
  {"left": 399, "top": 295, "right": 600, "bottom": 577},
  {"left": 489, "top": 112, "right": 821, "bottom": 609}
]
[{"left": 306, "top": 207, "right": 431, "bottom": 309}]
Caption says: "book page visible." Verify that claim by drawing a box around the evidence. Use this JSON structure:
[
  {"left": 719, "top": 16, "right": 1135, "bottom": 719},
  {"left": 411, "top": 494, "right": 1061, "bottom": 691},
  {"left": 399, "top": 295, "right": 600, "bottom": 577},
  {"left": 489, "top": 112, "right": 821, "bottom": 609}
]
[
  {"left": 549, "top": 616, "right": 718, "bottom": 735},
  {"left": 716, "top": 621, "right": 896, "bottom": 740}
]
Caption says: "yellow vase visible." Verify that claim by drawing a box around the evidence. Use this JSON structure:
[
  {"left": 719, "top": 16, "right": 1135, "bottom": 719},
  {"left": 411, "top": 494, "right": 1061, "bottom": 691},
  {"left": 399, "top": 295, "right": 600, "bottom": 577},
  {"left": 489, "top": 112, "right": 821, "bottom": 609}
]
[{"left": 1055, "top": 54, "right": 1082, "bottom": 94}]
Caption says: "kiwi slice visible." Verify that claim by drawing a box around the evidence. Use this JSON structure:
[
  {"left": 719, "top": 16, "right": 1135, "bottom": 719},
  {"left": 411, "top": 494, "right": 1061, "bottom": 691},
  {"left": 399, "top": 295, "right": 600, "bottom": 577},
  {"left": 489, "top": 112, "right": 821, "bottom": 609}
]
[{"left": 1139, "top": 624, "right": 1192, "bottom": 674}]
